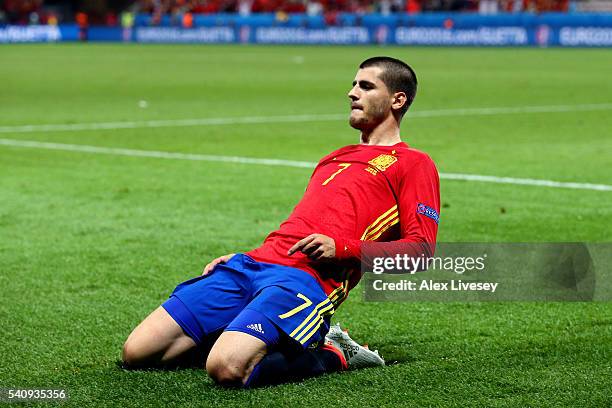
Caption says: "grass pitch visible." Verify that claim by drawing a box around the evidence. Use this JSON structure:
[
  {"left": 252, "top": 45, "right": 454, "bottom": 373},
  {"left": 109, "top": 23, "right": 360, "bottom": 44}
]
[{"left": 1, "top": 44, "right": 611, "bottom": 407}]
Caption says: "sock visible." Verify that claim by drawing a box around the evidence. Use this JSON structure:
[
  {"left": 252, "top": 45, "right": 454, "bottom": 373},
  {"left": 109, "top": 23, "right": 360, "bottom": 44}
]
[{"left": 244, "top": 348, "right": 345, "bottom": 388}]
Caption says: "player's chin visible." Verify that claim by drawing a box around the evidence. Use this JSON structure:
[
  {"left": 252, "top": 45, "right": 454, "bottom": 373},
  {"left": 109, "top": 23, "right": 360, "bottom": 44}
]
[{"left": 349, "top": 114, "right": 368, "bottom": 130}]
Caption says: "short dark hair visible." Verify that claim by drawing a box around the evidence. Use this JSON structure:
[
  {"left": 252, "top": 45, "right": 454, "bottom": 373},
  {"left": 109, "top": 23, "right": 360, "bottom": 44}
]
[{"left": 359, "top": 56, "right": 418, "bottom": 120}]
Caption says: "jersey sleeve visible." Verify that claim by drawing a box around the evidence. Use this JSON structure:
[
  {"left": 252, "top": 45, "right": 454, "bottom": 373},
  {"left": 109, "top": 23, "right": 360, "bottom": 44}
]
[{"left": 334, "top": 154, "right": 440, "bottom": 261}]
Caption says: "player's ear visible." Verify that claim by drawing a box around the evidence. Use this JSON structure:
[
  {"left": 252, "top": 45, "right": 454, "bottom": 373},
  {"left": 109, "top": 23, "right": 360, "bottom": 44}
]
[{"left": 391, "top": 92, "right": 407, "bottom": 111}]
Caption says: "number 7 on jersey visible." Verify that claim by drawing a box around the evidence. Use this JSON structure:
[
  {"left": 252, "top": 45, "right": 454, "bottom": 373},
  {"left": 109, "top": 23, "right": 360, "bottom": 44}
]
[{"left": 322, "top": 163, "right": 351, "bottom": 186}]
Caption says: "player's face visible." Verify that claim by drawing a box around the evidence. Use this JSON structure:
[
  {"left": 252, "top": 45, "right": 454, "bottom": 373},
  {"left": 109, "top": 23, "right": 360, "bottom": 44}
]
[{"left": 348, "top": 67, "right": 393, "bottom": 131}]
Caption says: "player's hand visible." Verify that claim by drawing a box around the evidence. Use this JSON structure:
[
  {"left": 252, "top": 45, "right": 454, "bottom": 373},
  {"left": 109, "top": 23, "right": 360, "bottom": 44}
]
[
  {"left": 288, "top": 234, "right": 336, "bottom": 261},
  {"left": 202, "top": 253, "right": 235, "bottom": 276}
]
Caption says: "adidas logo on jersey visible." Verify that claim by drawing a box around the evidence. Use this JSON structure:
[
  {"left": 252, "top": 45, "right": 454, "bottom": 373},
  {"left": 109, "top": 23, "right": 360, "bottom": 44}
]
[{"left": 246, "top": 323, "right": 265, "bottom": 334}]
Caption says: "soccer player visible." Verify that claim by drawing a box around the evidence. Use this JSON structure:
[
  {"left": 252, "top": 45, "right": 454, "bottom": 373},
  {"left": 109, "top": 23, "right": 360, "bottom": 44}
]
[{"left": 122, "top": 56, "right": 440, "bottom": 387}]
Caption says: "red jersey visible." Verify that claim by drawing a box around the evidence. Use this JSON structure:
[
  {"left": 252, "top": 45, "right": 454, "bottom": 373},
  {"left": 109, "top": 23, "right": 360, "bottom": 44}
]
[{"left": 247, "top": 141, "right": 440, "bottom": 308}]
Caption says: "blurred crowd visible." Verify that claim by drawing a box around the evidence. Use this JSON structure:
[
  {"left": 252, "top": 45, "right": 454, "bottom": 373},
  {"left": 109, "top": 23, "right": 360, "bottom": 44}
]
[
  {"left": 131, "top": 0, "right": 571, "bottom": 14},
  {"left": 0, "top": 0, "right": 580, "bottom": 25}
]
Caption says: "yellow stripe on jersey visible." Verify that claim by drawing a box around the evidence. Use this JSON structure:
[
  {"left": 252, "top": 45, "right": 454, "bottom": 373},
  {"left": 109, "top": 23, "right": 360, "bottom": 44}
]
[
  {"left": 368, "top": 217, "right": 400, "bottom": 241},
  {"left": 329, "top": 284, "right": 346, "bottom": 304},
  {"left": 329, "top": 290, "right": 343, "bottom": 305},
  {"left": 329, "top": 291, "right": 342, "bottom": 307},
  {"left": 289, "top": 297, "right": 333, "bottom": 338},
  {"left": 364, "top": 211, "right": 398, "bottom": 241},
  {"left": 327, "top": 284, "right": 344, "bottom": 301},
  {"left": 330, "top": 291, "right": 345, "bottom": 307},
  {"left": 360, "top": 205, "right": 398, "bottom": 240},
  {"left": 328, "top": 277, "right": 350, "bottom": 308}
]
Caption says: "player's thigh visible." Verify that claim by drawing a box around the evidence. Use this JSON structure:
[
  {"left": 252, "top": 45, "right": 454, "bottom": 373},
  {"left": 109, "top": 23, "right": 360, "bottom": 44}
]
[
  {"left": 167, "top": 260, "right": 253, "bottom": 337},
  {"left": 123, "top": 306, "right": 196, "bottom": 367},
  {"left": 206, "top": 331, "right": 267, "bottom": 385}
]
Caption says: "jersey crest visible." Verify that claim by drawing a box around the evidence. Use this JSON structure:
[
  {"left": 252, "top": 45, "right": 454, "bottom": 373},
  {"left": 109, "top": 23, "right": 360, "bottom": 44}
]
[{"left": 368, "top": 154, "right": 397, "bottom": 172}]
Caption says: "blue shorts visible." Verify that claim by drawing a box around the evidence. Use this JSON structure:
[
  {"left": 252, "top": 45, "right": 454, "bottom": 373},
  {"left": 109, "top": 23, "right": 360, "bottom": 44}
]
[{"left": 162, "top": 254, "right": 334, "bottom": 350}]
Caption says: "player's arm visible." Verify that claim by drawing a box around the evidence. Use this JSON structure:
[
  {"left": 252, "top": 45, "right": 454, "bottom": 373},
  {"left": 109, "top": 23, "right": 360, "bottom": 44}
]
[
  {"left": 202, "top": 253, "right": 236, "bottom": 275},
  {"left": 334, "top": 155, "right": 440, "bottom": 262}
]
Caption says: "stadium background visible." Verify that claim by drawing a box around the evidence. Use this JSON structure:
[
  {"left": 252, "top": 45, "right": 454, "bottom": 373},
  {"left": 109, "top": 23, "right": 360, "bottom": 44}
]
[
  {"left": 3, "top": 0, "right": 612, "bottom": 45},
  {"left": 1, "top": 0, "right": 611, "bottom": 406}
]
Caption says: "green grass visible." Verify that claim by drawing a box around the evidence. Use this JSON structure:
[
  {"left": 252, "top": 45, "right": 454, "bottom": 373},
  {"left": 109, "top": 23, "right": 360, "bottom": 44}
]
[{"left": 0, "top": 44, "right": 611, "bottom": 407}]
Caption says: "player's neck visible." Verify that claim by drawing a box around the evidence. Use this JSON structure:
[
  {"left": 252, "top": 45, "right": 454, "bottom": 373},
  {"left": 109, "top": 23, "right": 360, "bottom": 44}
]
[{"left": 359, "top": 118, "right": 401, "bottom": 146}]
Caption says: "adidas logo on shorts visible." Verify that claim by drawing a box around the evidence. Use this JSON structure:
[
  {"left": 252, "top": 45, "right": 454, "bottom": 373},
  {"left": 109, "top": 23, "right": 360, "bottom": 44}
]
[{"left": 246, "top": 323, "right": 265, "bottom": 334}]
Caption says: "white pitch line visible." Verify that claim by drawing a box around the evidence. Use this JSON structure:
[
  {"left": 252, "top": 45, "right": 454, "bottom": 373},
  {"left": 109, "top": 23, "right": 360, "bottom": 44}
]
[
  {"left": 0, "top": 113, "right": 346, "bottom": 134},
  {"left": 0, "top": 139, "right": 315, "bottom": 168},
  {"left": 440, "top": 173, "right": 612, "bottom": 192},
  {"left": 1, "top": 103, "right": 611, "bottom": 134},
  {"left": 1, "top": 138, "right": 611, "bottom": 192},
  {"left": 409, "top": 103, "right": 612, "bottom": 117}
]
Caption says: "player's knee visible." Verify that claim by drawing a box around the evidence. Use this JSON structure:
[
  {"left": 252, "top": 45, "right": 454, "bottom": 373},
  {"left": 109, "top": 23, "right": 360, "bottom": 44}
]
[
  {"left": 206, "top": 354, "right": 248, "bottom": 386},
  {"left": 122, "top": 336, "right": 150, "bottom": 368},
  {"left": 122, "top": 338, "right": 138, "bottom": 367}
]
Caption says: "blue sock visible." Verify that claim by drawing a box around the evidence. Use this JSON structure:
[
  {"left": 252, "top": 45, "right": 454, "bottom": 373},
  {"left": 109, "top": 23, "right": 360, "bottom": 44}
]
[{"left": 244, "top": 348, "right": 343, "bottom": 388}]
